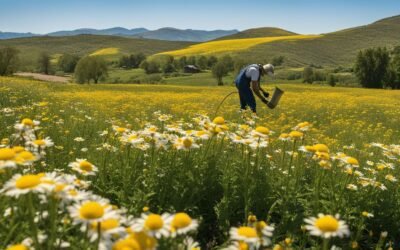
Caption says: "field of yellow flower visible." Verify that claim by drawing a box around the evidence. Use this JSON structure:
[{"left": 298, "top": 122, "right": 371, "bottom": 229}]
[
  {"left": 158, "top": 35, "right": 321, "bottom": 57},
  {"left": 0, "top": 76, "right": 400, "bottom": 250}
]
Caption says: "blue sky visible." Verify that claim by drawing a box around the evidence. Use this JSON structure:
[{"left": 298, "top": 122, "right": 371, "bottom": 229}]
[{"left": 1, "top": 0, "right": 400, "bottom": 34}]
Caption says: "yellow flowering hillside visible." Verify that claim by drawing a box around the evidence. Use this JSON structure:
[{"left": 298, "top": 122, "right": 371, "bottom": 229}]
[
  {"left": 90, "top": 47, "right": 120, "bottom": 56},
  {"left": 0, "top": 76, "right": 400, "bottom": 249},
  {"left": 159, "top": 35, "right": 322, "bottom": 56}
]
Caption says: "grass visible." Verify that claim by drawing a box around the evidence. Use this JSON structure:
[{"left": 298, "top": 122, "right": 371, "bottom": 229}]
[
  {"left": 158, "top": 35, "right": 322, "bottom": 57},
  {"left": 0, "top": 35, "right": 194, "bottom": 71},
  {"left": 1, "top": 77, "right": 400, "bottom": 249},
  {"left": 90, "top": 47, "right": 120, "bottom": 56},
  {"left": 215, "top": 27, "right": 297, "bottom": 40}
]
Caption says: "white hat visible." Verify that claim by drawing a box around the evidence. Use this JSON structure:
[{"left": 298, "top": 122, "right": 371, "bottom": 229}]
[{"left": 263, "top": 64, "right": 274, "bottom": 75}]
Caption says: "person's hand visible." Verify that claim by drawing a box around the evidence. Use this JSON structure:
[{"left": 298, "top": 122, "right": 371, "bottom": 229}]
[{"left": 261, "top": 98, "right": 269, "bottom": 105}]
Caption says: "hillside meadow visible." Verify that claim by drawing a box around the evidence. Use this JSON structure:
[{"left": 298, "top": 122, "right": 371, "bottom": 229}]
[{"left": 1, "top": 76, "right": 400, "bottom": 249}]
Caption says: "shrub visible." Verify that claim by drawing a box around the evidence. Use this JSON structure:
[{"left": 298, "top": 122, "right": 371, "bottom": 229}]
[{"left": 74, "top": 56, "right": 108, "bottom": 84}]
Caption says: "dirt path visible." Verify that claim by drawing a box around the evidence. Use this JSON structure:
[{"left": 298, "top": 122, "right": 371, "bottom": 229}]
[{"left": 14, "top": 72, "right": 71, "bottom": 83}]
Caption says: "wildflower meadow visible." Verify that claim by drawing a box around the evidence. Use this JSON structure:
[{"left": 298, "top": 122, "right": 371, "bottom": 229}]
[{"left": 0, "top": 76, "right": 400, "bottom": 250}]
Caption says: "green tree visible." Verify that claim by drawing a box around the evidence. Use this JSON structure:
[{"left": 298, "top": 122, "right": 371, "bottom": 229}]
[
  {"left": 212, "top": 61, "right": 229, "bottom": 86},
  {"left": 74, "top": 56, "right": 108, "bottom": 84},
  {"left": 119, "top": 53, "right": 146, "bottom": 69},
  {"left": 327, "top": 74, "right": 337, "bottom": 87},
  {"left": 38, "top": 52, "right": 51, "bottom": 75},
  {"left": 58, "top": 54, "right": 80, "bottom": 73},
  {"left": 140, "top": 60, "right": 160, "bottom": 74},
  {"left": 272, "top": 56, "right": 285, "bottom": 66},
  {"left": 220, "top": 55, "right": 234, "bottom": 72},
  {"left": 207, "top": 56, "right": 218, "bottom": 68},
  {"left": 197, "top": 56, "right": 208, "bottom": 70},
  {"left": 0, "top": 47, "right": 19, "bottom": 76},
  {"left": 303, "top": 66, "right": 314, "bottom": 83},
  {"left": 187, "top": 56, "right": 196, "bottom": 66},
  {"left": 178, "top": 56, "right": 187, "bottom": 69},
  {"left": 387, "top": 46, "right": 400, "bottom": 89},
  {"left": 354, "top": 47, "right": 390, "bottom": 88},
  {"left": 161, "top": 56, "right": 176, "bottom": 74}
]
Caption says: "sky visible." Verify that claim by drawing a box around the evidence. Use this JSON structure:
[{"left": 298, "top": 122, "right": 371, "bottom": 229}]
[{"left": 1, "top": 0, "right": 400, "bottom": 34}]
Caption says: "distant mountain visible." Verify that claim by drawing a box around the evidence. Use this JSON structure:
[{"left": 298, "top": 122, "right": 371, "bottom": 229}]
[
  {"left": 133, "top": 28, "right": 239, "bottom": 42},
  {"left": 0, "top": 31, "right": 39, "bottom": 39},
  {"left": 47, "top": 27, "right": 149, "bottom": 37},
  {"left": 215, "top": 27, "right": 297, "bottom": 40},
  {"left": 0, "top": 27, "right": 238, "bottom": 41}
]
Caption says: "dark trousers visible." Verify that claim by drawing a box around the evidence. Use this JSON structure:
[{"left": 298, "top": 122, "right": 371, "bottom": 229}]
[{"left": 236, "top": 83, "right": 256, "bottom": 112}]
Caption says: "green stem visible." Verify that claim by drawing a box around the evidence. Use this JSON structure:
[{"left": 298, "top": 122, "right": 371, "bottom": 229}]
[
  {"left": 27, "top": 193, "right": 40, "bottom": 249},
  {"left": 322, "top": 238, "right": 329, "bottom": 250}
]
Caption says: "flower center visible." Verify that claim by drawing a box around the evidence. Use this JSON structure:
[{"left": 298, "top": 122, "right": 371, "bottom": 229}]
[
  {"left": 213, "top": 116, "right": 225, "bottom": 125},
  {"left": 17, "top": 151, "right": 36, "bottom": 161},
  {"left": 79, "top": 201, "right": 105, "bottom": 220},
  {"left": 347, "top": 157, "right": 359, "bottom": 165},
  {"left": 315, "top": 215, "right": 339, "bottom": 232},
  {"left": 22, "top": 118, "right": 34, "bottom": 126},
  {"left": 0, "top": 148, "right": 16, "bottom": 161},
  {"left": 289, "top": 131, "right": 303, "bottom": 138},
  {"left": 237, "top": 226, "right": 257, "bottom": 238},
  {"left": 15, "top": 174, "right": 41, "bottom": 189},
  {"left": 92, "top": 218, "right": 119, "bottom": 231},
  {"left": 112, "top": 238, "right": 141, "bottom": 250},
  {"left": 314, "top": 144, "right": 329, "bottom": 153},
  {"left": 6, "top": 244, "right": 28, "bottom": 250},
  {"left": 255, "top": 126, "right": 269, "bottom": 135},
  {"left": 34, "top": 140, "right": 45, "bottom": 146},
  {"left": 172, "top": 212, "right": 192, "bottom": 229},
  {"left": 79, "top": 161, "right": 93, "bottom": 171},
  {"left": 183, "top": 138, "right": 193, "bottom": 148},
  {"left": 145, "top": 214, "right": 163, "bottom": 230},
  {"left": 116, "top": 127, "right": 126, "bottom": 133}
]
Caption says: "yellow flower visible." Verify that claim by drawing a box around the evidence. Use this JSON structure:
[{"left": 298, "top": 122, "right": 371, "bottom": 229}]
[
  {"left": 6, "top": 244, "right": 28, "bottom": 250},
  {"left": 289, "top": 131, "right": 303, "bottom": 139},
  {"left": 15, "top": 174, "right": 41, "bottom": 189},
  {"left": 145, "top": 214, "right": 164, "bottom": 230},
  {"left": 21, "top": 118, "right": 34, "bottom": 126},
  {"left": 79, "top": 201, "right": 105, "bottom": 220},
  {"left": 304, "top": 214, "right": 349, "bottom": 238},
  {"left": 112, "top": 237, "right": 141, "bottom": 250},
  {"left": 172, "top": 212, "right": 192, "bottom": 229},
  {"left": 0, "top": 148, "right": 16, "bottom": 161},
  {"left": 347, "top": 157, "right": 359, "bottom": 166},
  {"left": 239, "top": 227, "right": 257, "bottom": 237},
  {"left": 213, "top": 116, "right": 225, "bottom": 125},
  {"left": 255, "top": 126, "right": 269, "bottom": 135},
  {"left": 313, "top": 144, "right": 329, "bottom": 153}
]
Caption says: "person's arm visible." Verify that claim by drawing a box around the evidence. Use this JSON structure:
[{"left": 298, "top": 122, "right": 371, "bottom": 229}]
[
  {"left": 251, "top": 81, "right": 268, "bottom": 104},
  {"left": 259, "top": 85, "right": 269, "bottom": 98}
]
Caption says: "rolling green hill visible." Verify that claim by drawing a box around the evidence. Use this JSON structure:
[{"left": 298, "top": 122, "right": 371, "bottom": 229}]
[
  {"left": 234, "top": 15, "right": 400, "bottom": 67},
  {"left": 161, "top": 15, "right": 400, "bottom": 67},
  {"left": 215, "top": 27, "right": 297, "bottom": 40},
  {"left": 0, "top": 35, "right": 194, "bottom": 71}
]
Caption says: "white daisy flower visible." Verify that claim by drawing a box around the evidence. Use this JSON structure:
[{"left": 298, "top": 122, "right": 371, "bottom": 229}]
[
  {"left": 68, "top": 159, "right": 98, "bottom": 176},
  {"left": 0, "top": 148, "right": 17, "bottom": 169},
  {"left": 175, "top": 137, "right": 200, "bottom": 151},
  {"left": 68, "top": 199, "right": 117, "bottom": 225},
  {"left": 27, "top": 137, "right": 54, "bottom": 151},
  {"left": 170, "top": 212, "right": 198, "bottom": 236},
  {"left": 130, "top": 213, "right": 171, "bottom": 239},
  {"left": 229, "top": 226, "right": 259, "bottom": 246},
  {"left": 1, "top": 173, "right": 48, "bottom": 197},
  {"left": 304, "top": 214, "right": 350, "bottom": 239}
]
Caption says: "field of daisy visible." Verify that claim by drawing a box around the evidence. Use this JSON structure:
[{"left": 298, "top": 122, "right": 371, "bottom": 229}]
[{"left": 0, "top": 76, "right": 400, "bottom": 250}]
